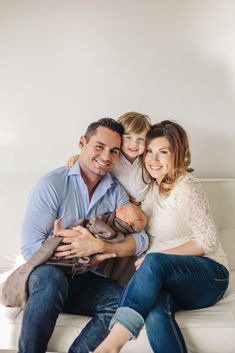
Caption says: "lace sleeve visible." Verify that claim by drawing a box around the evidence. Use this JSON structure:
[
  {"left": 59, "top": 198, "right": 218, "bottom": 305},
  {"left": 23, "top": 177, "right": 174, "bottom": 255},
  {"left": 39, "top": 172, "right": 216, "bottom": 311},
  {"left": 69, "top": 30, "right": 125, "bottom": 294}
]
[{"left": 174, "top": 176, "right": 219, "bottom": 254}]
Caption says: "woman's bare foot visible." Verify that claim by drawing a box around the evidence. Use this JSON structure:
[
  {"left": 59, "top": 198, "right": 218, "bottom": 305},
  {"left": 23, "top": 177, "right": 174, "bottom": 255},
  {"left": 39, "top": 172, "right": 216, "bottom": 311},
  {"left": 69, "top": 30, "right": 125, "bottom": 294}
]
[{"left": 93, "top": 323, "right": 132, "bottom": 353}]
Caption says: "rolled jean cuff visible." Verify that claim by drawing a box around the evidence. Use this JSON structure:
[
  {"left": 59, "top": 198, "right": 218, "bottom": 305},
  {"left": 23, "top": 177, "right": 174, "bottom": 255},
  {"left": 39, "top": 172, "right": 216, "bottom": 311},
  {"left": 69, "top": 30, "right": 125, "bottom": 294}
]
[{"left": 109, "top": 307, "right": 144, "bottom": 339}]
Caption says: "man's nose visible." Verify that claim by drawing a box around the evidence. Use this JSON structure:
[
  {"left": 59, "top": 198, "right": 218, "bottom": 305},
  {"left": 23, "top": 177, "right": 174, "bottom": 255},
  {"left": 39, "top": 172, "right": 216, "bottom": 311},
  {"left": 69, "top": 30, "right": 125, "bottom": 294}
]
[{"left": 100, "top": 149, "right": 111, "bottom": 160}]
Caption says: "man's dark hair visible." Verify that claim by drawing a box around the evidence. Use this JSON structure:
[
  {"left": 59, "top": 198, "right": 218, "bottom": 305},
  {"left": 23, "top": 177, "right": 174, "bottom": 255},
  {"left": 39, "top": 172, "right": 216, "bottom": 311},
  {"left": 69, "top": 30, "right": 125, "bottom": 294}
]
[{"left": 84, "top": 118, "right": 124, "bottom": 142}]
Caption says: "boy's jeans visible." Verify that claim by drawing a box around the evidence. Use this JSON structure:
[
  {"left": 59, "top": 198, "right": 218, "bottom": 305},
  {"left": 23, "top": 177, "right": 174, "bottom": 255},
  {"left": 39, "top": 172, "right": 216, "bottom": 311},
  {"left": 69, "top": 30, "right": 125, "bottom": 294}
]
[
  {"left": 18, "top": 264, "right": 122, "bottom": 353},
  {"left": 110, "top": 253, "right": 229, "bottom": 353}
]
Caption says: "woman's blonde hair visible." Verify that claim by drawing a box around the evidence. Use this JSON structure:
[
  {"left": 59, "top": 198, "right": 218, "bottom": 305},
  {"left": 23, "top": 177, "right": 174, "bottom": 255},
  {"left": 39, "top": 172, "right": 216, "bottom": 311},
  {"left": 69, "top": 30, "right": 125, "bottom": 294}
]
[
  {"left": 142, "top": 120, "right": 193, "bottom": 195},
  {"left": 117, "top": 112, "right": 151, "bottom": 134}
]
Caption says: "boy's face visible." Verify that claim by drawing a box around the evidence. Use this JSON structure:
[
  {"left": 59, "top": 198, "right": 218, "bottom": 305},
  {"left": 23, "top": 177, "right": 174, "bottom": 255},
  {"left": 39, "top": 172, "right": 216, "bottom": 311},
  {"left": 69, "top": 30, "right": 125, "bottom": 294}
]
[{"left": 121, "top": 131, "right": 147, "bottom": 163}]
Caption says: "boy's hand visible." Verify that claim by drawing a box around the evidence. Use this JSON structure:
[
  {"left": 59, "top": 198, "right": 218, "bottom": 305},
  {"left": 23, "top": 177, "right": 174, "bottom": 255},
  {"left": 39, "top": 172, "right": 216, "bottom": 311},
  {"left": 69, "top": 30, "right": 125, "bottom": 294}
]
[{"left": 66, "top": 154, "right": 79, "bottom": 169}]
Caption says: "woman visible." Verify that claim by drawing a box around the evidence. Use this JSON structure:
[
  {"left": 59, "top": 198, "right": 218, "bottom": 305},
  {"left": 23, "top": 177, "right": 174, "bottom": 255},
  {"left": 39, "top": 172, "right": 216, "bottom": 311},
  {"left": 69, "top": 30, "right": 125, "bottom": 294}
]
[{"left": 92, "top": 120, "right": 229, "bottom": 353}]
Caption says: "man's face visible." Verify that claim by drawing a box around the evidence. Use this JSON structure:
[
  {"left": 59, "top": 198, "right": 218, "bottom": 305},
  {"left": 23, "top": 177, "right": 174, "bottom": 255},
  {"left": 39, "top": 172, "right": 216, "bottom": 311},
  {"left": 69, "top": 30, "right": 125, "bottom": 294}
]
[{"left": 79, "top": 126, "right": 121, "bottom": 179}]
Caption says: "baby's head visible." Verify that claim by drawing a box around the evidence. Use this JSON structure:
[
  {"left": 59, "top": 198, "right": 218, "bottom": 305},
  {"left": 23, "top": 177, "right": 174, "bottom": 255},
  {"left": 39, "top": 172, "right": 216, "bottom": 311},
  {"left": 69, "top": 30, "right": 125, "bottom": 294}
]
[
  {"left": 117, "top": 112, "right": 151, "bottom": 163},
  {"left": 116, "top": 204, "right": 147, "bottom": 232}
]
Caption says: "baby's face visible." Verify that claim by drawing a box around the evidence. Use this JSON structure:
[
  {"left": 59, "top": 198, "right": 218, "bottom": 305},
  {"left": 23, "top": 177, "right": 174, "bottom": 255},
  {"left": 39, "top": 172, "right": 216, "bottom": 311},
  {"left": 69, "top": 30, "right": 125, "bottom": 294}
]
[
  {"left": 116, "top": 204, "right": 147, "bottom": 231},
  {"left": 121, "top": 131, "right": 147, "bottom": 163}
]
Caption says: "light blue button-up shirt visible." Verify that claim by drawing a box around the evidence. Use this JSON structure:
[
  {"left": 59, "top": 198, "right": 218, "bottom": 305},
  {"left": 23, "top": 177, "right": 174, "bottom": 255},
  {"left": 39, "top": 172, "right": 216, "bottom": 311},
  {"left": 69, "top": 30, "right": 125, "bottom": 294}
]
[{"left": 21, "top": 162, "right": 149, "bottom": 261}]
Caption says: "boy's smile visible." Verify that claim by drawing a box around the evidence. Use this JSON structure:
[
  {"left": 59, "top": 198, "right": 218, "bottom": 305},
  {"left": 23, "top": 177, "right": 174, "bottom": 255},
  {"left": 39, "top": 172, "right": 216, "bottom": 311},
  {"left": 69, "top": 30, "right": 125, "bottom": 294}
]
[{"left": 121, "top": 132, "right": 146, "bottom": 163}]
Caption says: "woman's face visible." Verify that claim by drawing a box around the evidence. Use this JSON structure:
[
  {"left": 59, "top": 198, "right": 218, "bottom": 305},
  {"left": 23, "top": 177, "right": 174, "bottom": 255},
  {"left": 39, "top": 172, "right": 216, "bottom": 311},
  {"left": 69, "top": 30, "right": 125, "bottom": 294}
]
[{"left": 144, "top": 136, "right": 173, "bottom": 184}]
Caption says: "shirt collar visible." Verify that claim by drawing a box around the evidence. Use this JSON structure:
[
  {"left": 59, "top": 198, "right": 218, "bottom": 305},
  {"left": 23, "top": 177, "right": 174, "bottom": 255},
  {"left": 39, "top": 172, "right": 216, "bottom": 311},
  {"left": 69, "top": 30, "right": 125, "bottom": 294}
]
[
  {"left": 68, "top": 161, "right": 114, "bottom": 188},
  {"left": 119, "top": 152, "right": 141, "bottom": 167},
  {"left": 68, "top": 161, "right": 81, "bottom": 176}
]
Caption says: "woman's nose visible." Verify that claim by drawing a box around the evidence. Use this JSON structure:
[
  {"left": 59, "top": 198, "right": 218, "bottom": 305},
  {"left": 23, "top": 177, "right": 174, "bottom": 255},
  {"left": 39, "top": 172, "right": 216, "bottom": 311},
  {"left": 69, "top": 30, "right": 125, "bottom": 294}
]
[{"left": 152, "top": 153, "right": 160, "bottom": 161}]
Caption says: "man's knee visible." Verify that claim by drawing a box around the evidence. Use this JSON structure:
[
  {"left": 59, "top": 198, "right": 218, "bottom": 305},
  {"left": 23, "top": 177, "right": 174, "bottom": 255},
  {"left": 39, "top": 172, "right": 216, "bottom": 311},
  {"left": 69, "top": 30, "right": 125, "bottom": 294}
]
[
  {"left": 95, "top": 282, "right": 122, "bottom": 315},
  {"left": 28, "top": 264, "right": 69, "bottom": 300}
]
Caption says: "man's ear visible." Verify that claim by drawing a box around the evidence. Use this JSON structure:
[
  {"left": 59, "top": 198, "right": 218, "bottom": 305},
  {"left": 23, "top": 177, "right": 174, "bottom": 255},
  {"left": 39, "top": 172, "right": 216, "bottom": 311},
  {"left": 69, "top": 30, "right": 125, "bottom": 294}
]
[{"left": 79, "top": 136, "right": 87, "bottom": 149}]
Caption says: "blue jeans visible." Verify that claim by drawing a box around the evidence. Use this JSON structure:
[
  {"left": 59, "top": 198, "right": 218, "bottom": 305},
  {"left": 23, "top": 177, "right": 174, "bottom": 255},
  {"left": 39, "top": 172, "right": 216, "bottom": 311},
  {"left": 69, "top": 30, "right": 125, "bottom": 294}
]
[
  {"left": 18, "top": 264, "right": 122, "bottom": 353},
  {"left": 110, "top": 253, "right": 229, "bottom": 353}
]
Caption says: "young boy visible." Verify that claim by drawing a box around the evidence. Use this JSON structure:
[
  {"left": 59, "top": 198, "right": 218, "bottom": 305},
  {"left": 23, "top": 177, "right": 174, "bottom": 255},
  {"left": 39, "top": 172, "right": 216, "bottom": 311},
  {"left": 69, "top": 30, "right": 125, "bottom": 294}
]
[{"left": 67, "top": 112, "right": 152, "bottom": 204}]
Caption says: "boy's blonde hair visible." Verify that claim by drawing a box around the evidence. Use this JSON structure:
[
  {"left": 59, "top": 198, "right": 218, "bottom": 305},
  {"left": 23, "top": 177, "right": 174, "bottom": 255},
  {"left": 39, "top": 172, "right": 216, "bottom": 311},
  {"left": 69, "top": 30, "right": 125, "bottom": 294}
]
[{"left": 117, "top": 112, "right": 151, "bottom": 134}]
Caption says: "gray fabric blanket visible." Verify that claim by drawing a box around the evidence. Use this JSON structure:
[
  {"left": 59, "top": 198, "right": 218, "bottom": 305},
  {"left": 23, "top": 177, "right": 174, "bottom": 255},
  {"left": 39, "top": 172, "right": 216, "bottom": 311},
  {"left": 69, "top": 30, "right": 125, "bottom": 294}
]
[
  {"left": 47, "top": 211, "right": 134, "bottom": 275},
  {"left": 0, "top": 212, "right": 133, "bottom": 308}
]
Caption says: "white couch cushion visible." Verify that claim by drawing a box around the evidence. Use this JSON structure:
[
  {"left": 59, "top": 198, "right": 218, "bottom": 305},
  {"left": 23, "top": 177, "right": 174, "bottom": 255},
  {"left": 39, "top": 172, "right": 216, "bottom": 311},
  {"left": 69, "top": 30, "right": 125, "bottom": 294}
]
[
  {"left": 201, "top": 180, "right": 235, "bottom": 270},
  {"left": 1, "top": 271, "right": 235, "bottom": 353}
]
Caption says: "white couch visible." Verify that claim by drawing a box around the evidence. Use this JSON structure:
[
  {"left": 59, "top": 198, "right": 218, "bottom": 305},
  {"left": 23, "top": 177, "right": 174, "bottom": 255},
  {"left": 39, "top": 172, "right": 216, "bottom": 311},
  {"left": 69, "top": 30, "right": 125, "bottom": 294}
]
[{"left": 0, "top": 177, "right": 235, "bottom": 353}]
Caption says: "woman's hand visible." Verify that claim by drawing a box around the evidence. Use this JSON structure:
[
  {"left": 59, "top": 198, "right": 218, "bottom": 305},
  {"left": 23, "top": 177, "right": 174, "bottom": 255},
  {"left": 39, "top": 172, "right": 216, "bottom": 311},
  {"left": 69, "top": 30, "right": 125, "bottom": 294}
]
[
  {"left": 66, "top": 154, "right": 79, "bottom": 169},
  {"left": 135, "top": 256, "right": 145, "bottom": 270}
]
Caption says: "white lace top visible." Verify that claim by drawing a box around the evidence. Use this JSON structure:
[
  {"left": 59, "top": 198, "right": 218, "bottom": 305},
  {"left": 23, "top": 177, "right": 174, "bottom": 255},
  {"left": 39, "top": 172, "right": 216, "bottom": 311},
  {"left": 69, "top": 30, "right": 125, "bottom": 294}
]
[{"left": 141, "top": 173, "right": 228, "bottom": 269}]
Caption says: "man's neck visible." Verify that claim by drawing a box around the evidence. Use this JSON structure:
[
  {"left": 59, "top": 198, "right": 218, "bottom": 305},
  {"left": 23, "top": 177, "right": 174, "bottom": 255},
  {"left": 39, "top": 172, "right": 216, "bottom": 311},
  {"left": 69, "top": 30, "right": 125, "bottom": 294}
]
[{"left": 80, "top": 169, "right": 101, "bottom": 200}]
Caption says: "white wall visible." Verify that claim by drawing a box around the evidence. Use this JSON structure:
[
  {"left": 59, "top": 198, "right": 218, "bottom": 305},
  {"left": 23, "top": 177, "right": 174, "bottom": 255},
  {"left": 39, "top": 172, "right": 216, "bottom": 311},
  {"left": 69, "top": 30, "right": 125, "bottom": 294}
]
[{"left": 0, "top": 0, "right": 234, "bottom": 178}]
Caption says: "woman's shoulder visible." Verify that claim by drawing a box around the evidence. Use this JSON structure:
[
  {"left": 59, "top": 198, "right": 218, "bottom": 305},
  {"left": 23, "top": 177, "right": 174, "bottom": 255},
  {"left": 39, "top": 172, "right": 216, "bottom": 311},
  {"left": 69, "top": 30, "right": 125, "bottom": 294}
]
[
  {"left": 173, "top": 173, "right": 203, "bottom": 195},
  {"left": 173, "top": 173, "right": 207, "bottom": 204}
]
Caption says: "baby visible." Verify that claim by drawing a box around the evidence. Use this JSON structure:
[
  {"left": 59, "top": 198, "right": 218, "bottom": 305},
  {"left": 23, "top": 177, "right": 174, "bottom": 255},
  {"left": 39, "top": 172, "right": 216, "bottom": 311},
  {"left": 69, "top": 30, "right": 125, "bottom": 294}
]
[{"left": 51, "top": 203, "right": 147, "bottom": 280}]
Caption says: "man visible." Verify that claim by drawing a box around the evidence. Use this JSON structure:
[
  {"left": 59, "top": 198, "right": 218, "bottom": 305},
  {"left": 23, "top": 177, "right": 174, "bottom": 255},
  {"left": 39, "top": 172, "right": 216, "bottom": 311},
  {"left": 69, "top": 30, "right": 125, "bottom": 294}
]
[{"left": 19, "top": 118, "right": 148, "bottom": 353}]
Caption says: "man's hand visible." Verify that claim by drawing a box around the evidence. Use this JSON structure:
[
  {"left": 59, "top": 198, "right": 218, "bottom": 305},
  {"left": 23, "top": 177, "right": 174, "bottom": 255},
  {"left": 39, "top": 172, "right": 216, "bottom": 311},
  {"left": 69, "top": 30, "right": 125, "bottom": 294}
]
[
  {"left": 89, "top": 253, "right": 117, "bottom": 267},
  {"left": 54, "top": 225, "right": 103, "bottom": 258},
  {"left": 135, "top": 256, "right": 145, "bottom": 270},
  {"left": 53, "top": 218, "right": 80, "bottom": 237}
]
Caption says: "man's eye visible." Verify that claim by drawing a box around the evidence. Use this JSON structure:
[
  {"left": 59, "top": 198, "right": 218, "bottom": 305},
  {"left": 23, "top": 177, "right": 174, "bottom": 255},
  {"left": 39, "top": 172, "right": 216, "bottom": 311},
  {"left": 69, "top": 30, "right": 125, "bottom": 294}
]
[
  {"left": 112, "top": 150, "right": 120, "bottom": 155},
  {"left": 96, "top": 145, "right": 103, "bottom": 150}
]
